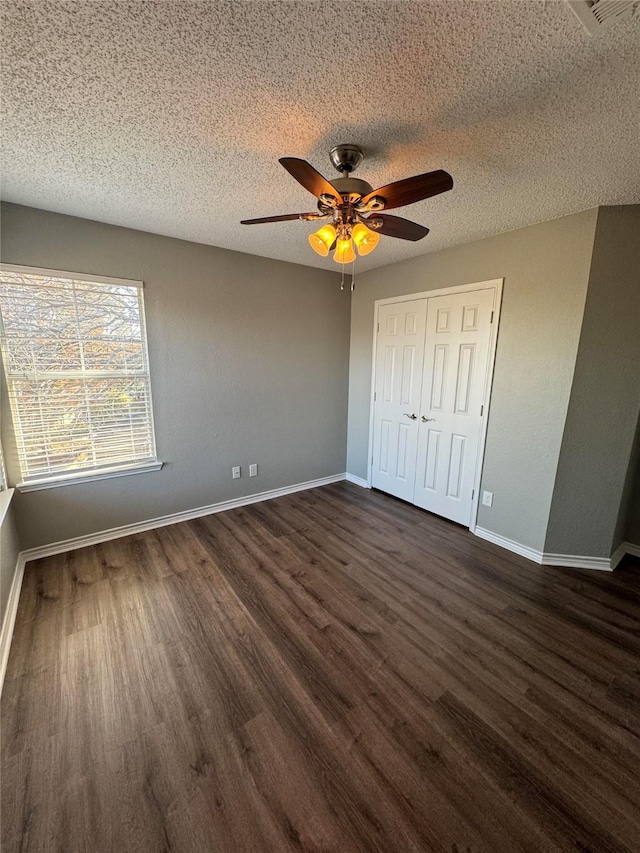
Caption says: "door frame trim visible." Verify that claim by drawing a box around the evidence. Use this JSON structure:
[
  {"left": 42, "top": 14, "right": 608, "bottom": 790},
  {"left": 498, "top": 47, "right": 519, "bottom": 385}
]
[{"left": 367, "top": 278, "right": 504, "bottom": 532}]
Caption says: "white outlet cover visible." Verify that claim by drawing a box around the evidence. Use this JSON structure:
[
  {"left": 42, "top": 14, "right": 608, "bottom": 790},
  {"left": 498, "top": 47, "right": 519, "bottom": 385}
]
[
  {"left": 482, "top": 490, "right": 493, "bottom": 507},
  {"left": 249, "top": 463, "right": 258, "bottom": 477},
  {"left": 232, "top": 466, "right": 241, "bottom": 479}
]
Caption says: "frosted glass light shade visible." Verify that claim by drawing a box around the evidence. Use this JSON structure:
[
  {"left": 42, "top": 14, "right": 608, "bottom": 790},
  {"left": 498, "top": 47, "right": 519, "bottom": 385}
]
[
  {"left": 308, "top": 223, "right": 337, "bottom": 256},
  {"left": 352, "top": 222, "right": 380, "bottom": 256},
  {"left": 334, "top": 238, "right": 356, "bottom": 264}
]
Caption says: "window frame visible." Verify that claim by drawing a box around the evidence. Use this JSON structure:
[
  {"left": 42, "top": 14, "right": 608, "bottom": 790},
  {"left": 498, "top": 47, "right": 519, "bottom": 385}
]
[
  {"left": 0, "top": 438, "right": 7, "bottom": 491},
  {"left": 0, "top": 263, "right": 162, "bottom": 491}
]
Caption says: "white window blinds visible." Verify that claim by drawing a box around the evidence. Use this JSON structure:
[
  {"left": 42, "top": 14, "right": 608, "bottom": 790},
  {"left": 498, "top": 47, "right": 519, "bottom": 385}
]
[{"left": 0, "top": 266, "right": 157, "bottom": 484}]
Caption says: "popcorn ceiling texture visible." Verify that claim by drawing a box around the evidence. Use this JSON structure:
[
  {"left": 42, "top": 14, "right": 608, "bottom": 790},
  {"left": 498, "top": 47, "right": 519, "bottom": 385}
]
[{"left": 2, "top": 0, "right": 639, "bottom": 272}]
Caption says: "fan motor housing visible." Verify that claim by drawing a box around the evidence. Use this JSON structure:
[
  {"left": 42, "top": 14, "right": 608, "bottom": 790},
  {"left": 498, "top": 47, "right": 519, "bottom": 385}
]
[
  {"left": 330, "top": 176, "right": 373, "bottom": 198},
  {"left": 329, "top": 143, "right": 364, "bottom": 174}
]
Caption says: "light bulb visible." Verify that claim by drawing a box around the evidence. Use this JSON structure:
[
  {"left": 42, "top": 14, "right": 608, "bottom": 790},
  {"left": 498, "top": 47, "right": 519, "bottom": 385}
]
[
  {"left": 308, "top": 223, "right": 337, "bottom": 257},
  {"left": 334, "top": 237, "right": 356, "bottom": 264},
  {"left": 352, "top": 222, "right": 380, "bottom": 256}
]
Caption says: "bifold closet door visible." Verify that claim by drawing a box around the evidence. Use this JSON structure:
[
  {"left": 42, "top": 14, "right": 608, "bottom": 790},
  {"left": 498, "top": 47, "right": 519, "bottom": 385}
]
[
  {"left": 414, "top": 289, "right": 494, "bottom": 525},
  {"left": 371, "top": 299, "right": 427, "bottom": 502}
]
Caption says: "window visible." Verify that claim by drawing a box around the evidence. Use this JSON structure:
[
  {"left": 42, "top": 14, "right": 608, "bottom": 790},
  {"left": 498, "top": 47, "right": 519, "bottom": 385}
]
[{"left": 0, "top": 265, "right": 160, "bottom": 489}]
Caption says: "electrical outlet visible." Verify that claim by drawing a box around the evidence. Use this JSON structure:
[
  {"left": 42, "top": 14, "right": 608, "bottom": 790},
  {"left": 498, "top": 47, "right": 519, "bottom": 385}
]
[
  {"left": 482, "top": 490, "right": 493, "bottom": 507},
  {"left": 232, "top": 466, "right": 241, "bottom": 480},
  {"left": 249, "top": 463, "right": 258, "bottom": 477}
]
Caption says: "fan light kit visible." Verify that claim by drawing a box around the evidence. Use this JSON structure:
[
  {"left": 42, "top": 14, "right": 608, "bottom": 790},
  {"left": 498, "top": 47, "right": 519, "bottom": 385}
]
[{"left": 241, "top": 143, "right": 453, "bottom": 271}]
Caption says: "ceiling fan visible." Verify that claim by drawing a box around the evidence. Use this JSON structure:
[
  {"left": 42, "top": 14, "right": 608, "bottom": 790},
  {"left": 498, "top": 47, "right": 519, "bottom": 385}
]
[{"left": 241, "top": 143, "right": 453, "bottom": 264}]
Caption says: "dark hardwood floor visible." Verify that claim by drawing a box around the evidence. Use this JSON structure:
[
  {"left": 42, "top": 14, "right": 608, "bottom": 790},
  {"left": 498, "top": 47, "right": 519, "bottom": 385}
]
[{"left": 2, "top": 482, "right": 640, "bottom": 852}]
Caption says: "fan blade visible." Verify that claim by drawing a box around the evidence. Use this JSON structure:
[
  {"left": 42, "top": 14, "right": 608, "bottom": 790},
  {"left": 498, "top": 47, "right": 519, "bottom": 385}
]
[
  {"left": 365, "top": 214, "right": 429, "bottom": 241},
  {"left": 279, "top": 158, "right": 341, "bottom": 202},
  {"left": 362, "top": 169, "right": 453, "bottom": 211},
  {"left": 240, "top": 213, "right": 319, "bottom": 225}
]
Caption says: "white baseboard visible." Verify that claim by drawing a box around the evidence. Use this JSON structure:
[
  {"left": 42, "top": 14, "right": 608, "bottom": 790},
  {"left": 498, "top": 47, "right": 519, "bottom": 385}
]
[
  {"left": 609, "top": 541, "right": 640, "bottom": 568},
  {"left": 20, "top": 473, "right": 347, "bottom": 563},
  {"left": 474, "top": 527, "right": 544, "bottom": 564},
  {"left": 608, "top": 541, "right": 629, "bottom": 570},
  {"left": 541, "top": 552, "right": 613, "bottom": 572},
  {"left": 621, "top": 541, "right": 640, "bottom": 559},
  {"left": 345, "top": 473, "right": 370, "bottom": 489},
  {"left": 0, "top": 554, "right": 26, "bottom": 694},
  {"left": 474, "top": 527, "right": 639, "bottom": 571}
]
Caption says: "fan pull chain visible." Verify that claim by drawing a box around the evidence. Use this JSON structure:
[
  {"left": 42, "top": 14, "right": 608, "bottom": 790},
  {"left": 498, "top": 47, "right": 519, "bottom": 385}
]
[
  {"left": 340, "top": 266, "right": 345, "bottom": 291},
  {"left": 351, "top": 256, "right": 355, "bottom": 291}
]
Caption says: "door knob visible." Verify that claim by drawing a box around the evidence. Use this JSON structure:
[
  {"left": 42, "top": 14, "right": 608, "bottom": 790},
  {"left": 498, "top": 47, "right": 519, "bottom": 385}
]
[
  {"left": 421, "top": 415, "right": 435, "bottom": 423},
  {"left": 404, "top": 413, "right": 417, "bottom": 420}
]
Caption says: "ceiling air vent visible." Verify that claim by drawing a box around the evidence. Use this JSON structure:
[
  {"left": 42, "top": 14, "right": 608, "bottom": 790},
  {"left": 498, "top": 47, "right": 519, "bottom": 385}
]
[{"left": 567, "top": 0, "right": 639, "bottom": 34}]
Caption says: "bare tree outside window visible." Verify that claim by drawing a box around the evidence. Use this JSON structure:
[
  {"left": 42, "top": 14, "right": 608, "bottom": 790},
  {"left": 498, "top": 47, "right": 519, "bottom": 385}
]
[{"left": 0, "top": 267, "right": 157, "bottom": 484}]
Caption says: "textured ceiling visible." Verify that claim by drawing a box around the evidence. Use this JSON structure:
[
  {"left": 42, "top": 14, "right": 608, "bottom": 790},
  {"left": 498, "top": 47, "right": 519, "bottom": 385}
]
[{"left": 2, "top": 1, "right": 639, "bottom": 272}]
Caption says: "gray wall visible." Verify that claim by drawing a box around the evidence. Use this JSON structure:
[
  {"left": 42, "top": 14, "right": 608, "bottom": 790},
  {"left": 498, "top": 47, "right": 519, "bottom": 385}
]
[
  {"left": 544, "top": 207, "right": 640, "bottom": 557},
  {"left": 1, "top": 203, "right": 349, "bottom": 549},
  {"left": 1, "top": 499, "right": 20, "bottom": 625},
  {"left": 347, "top": 209, "right": 599, "bottom": 552}
]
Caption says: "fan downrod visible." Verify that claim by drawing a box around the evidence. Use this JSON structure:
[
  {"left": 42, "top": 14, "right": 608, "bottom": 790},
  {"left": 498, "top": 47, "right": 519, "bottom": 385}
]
[{"left": 329, "top": 143, "right": 364, "bottom": 175}]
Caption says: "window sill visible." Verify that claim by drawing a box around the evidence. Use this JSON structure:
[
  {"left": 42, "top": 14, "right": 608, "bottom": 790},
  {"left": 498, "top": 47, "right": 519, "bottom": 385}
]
[
  {"left": 16, "top": 461, "right": 164, "bottom": 493},
  {"left": 0, "top": 488, "right": 16, "bottom": 525}
]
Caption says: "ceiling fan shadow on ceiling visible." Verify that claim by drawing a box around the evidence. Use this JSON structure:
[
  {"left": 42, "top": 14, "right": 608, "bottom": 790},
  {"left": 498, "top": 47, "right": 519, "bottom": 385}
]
[{"left": 241, "top": 144, "right": 454, "bottom": 274}]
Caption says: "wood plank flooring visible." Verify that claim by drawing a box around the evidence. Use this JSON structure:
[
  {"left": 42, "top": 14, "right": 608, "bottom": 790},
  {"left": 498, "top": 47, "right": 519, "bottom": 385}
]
[{"left": 2, "top": 482, "right": 640, "bottom": 852}]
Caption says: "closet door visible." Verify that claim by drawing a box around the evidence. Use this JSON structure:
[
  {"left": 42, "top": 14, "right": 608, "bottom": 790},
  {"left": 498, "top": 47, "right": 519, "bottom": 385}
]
[
  {"left": 371, "top": 300, "right": 428, "bottom": 502},
  {"left": 413, "top": 289, "right": 494, "bottom": 525}
]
